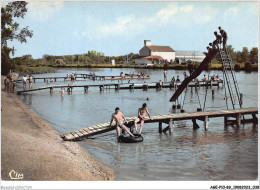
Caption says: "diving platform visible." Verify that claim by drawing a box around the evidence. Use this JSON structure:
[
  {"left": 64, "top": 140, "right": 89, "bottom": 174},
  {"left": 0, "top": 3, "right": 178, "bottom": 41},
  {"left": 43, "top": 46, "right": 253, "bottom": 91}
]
[
  {"left": 61, "top": 107, "right": 258, "bottom": 141},
  {"left": 17, "top": 80, "right": 223, "bottom": 94}
]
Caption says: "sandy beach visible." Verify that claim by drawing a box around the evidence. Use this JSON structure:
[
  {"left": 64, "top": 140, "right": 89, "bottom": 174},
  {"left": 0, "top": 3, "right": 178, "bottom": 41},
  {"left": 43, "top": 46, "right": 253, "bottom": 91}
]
[{"left": 1, "top": 76, "right": 115, "bottom": 181}]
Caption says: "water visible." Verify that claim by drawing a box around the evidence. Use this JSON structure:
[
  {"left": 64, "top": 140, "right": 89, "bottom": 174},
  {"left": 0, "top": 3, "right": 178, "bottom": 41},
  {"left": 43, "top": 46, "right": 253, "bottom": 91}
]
[{"left": 17, "top": 68, "right": 258, "bottom": 180}]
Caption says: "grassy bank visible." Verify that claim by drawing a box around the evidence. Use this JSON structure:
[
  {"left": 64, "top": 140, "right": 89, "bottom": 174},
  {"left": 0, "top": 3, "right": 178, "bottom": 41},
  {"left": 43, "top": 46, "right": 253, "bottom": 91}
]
[{"left": 13, "top": 61, "right": 258, "bottom": 74}]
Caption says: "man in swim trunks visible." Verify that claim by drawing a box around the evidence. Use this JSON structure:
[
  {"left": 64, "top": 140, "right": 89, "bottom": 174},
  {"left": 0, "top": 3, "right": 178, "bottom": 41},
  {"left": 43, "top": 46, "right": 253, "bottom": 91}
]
[
  {"left": 109, "top": 107, "right": 134, "bottom": 139},
  {"left": 134, "top": 103, "right": 152, "bottom": 135}
]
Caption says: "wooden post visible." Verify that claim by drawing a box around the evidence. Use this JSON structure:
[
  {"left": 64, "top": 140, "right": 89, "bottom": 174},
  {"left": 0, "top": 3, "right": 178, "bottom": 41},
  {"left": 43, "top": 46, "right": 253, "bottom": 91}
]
[
  {"left": 159, "top": 122, "right": 162, "bottom": 133},
  {"left": 252, "top": 113, "right": 258, "bottom": 124},
  {"left": 236, "top": 113, "right": 241, "bottom": 127},
  {"left": 204, "top": 116, "right": 208, "bottom": 131},
  {"left": 169, "top": 119, "right": 173, "bottom": 134},
  {"left": 192, "top": 119, "right": 200, "bottom": 129},
  {"left": 224, "top": 116, "right": 228, "bottom": 128},
  {"left": 240, "top": 93, "right": 243, "bottom": 105}
]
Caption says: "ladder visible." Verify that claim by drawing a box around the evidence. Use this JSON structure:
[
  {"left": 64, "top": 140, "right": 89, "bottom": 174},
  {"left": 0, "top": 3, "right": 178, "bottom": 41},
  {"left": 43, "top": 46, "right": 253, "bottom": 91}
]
[{"left": 219, "top": 47, "right": 242, "bottom": 109}]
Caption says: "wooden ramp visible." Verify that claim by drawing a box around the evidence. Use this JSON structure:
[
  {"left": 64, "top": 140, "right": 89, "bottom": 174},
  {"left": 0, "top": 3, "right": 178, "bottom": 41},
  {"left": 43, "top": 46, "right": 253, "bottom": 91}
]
[
  {"left": 17, "top": 80, "right": 223, "bottom": 94},
  {"left": 61, "top": 107, "right": 258, "bottom": 141}
]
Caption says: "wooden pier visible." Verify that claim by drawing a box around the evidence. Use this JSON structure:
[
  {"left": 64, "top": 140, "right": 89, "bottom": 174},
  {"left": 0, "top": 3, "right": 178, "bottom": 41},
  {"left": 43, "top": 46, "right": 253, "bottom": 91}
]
[
  {"left": 80, "top": 74, "right": 150, "bottom": 80},
  {"left": 17, "top": 80, "right": 223, "bottom": 94},
  {"left": 61, "top": 107, "right": 258, "bottom": 141},
  {"left": 16, "top": 74, "right": 150, "bottom": 83}
]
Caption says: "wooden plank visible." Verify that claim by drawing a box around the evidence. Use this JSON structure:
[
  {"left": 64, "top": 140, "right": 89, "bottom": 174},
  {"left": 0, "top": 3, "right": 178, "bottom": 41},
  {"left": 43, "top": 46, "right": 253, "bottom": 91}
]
[
  {"left": 63, "top": 133, "right": 75, "bottom": 141},
  {"left": 78, "top": 129, "right": 88, "bottom": 136}
]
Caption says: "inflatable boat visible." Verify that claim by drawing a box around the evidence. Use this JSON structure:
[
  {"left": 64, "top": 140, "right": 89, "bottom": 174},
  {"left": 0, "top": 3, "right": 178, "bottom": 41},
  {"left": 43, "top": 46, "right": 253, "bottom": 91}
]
[{"left": 118, "top": 134, "right": 143, "bottom": 143}]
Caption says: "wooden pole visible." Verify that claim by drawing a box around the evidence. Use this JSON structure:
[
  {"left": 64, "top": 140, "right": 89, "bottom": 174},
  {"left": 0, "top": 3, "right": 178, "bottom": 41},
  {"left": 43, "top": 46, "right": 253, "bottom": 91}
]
[
  {"left": 192, "top": 119, "right": 199, "bottom": 129},
  {"left": 169, "top": 119, "right": 173, "bottom": 134},
  {"left": 224, "top": 116, "right": 228, "bottom": 128},
  {"left": 236, "top": 113, "right": 241, "bottom": 127},
  {"left": 204, "top": 116, "right": 208, "bottom": 130},
  {"left": 159, "top": 122, "right": 162, "bottom": 133}
]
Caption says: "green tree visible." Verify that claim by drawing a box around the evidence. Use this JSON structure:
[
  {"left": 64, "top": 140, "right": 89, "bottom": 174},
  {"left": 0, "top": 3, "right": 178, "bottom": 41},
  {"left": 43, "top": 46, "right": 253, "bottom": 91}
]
[
  {"left": 226, "top": 45, "right": 236, "bottom": 61},
  {"left": 1, "top": 1, "right": 33, "bottom": 74},
  {"left": 240, "top": 47, "right": 249, "bottom": 63},
  {"left": 249, "top": 47, "right": 258, "bottom": 63}
]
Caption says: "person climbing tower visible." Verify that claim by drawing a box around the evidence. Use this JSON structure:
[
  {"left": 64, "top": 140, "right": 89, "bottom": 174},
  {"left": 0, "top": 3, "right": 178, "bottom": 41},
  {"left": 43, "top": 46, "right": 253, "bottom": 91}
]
[{"left": 218, "top": 26, "right": 228, "bottom": 50}]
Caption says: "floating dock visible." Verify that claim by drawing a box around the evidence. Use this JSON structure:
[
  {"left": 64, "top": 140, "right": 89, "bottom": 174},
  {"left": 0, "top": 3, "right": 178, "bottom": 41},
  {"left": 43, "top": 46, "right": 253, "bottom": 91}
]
[
  {"left": 17, "top": 80, "right": 223, "bottom": 94},
  {"left": 61, "top": 107, "right": 258, "bottom": 141}
]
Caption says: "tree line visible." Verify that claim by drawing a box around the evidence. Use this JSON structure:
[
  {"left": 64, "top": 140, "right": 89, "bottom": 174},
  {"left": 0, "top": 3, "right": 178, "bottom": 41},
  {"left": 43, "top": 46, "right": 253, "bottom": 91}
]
[{"left": 212, "top": 45, "right": 258, "bottom": 64}]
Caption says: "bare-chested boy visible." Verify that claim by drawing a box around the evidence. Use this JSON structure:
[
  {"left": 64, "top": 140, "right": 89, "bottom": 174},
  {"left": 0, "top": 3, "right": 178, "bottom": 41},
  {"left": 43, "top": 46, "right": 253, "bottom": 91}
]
[
  {"left": 109, "top": 107, "right": 134, "bottom": 139},
  {"left": 134, "top": 103, "right": 152, "bottom": 134},
  {"left": 29, "top": 75, "right": 33, "bottom": 89}
]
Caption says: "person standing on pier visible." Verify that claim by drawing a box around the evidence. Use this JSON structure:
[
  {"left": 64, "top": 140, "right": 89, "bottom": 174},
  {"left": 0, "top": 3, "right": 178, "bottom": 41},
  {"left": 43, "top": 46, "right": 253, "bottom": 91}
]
[
  {"left": 22, "top": 75, "right": 27, "bottom": 90},
  {"left": 109, "top": 107, "right": 134, "bottom": 140},
  {"left": 29, "top": 75, "right": 33, "bottom": 90},
  {"left": 163, "top": 69, "right": 167, "bottom": 82},
  {"left": 134, "top": 103, "right": 152, "bottom": 135}
]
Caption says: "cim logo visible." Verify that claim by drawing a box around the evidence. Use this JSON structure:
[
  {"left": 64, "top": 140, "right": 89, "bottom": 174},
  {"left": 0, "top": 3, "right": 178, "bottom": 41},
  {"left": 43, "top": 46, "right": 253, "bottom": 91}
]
[{"left": 9, "top": 170, "right": 24, "bottom": 180}]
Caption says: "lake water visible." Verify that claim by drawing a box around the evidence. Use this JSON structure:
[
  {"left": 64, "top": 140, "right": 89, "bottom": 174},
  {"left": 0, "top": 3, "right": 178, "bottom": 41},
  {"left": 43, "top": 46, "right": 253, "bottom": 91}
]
[{"left": 17, "top": 68, "right": 258, "bottom": 180}]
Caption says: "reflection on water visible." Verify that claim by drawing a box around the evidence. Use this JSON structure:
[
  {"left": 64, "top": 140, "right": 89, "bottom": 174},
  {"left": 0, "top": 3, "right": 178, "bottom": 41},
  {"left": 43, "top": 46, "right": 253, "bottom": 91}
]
[{"left": 18, "top": 68, "right": 258, "bottom": 180}]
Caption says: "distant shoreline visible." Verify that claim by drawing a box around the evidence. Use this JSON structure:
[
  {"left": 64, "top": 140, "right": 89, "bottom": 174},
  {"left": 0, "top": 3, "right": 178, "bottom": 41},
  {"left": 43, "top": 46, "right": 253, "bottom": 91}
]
[{"left": 15, "top": 64, "right": 258, "bottom": 75}]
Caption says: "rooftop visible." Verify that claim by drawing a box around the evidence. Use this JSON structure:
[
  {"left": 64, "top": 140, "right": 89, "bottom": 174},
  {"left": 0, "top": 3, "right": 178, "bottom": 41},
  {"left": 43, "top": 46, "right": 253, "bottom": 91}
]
[{"left": 146, "top": 45, "right": 175, "bottom": 52}]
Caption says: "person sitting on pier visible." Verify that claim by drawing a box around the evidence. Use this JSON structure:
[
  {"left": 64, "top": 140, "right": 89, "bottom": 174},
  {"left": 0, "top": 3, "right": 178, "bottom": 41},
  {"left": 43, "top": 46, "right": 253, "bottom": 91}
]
[
  {"left": 156, "top": 80, "right": 163, "bottom": 89},
  {"left": 65, "top": 74, "right": 69, "bottom": 81},
  {"left": 202, "top": 74, "right": 207, "bottom": 81},
  {"left": 176, "top": 76, "right": 180, "bottom": 82},
  {"left": 171, "top": 76, "right": 176, "bottom": 83},
  {"left": 216, "top": 74, "right": 220, "bottom": 81},
  {"left": 184, "top": 71, "right": 188, "bottom": 78},
  {"left": 134, "top": 103, "right": 152, "bottom": 135},
  {"left": 29, "top": 75, "right": 33, "bottom": 89},
  {"left": 210, "top": 75, "right": 216, "bottom": 81},
  {"left": 22, "top": 75, "right": 27, "bottom": 90},
  {"left": 50, "top": 77, "right": 55, "bottom": 82},
  {"left": 219, "top": 26, "right": 228, "bottom": 50},
  {"left": 195, "top": 77, "right": 199, "bottom": 84},
  {"left": 109, "top": 107, "right": 134, "bottom": 140}
]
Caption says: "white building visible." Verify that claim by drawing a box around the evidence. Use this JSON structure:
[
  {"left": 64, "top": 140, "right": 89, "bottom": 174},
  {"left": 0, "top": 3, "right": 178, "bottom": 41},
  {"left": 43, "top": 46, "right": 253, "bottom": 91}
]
[
  {"left": 111, "top": 58, "right": 115, "bottom": 65},
  {"left": 175, "top": 51, "right": 206, "bottom": 63},
  {"left": 135, "top": 40, "right": 175, "bottom": 65}
]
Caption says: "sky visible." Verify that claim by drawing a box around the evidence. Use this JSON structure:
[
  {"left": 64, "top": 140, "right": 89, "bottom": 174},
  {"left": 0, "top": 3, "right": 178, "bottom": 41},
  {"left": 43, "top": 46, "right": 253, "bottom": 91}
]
[{"left": 3, "top": 1, "right": 259, "bottom": 59}]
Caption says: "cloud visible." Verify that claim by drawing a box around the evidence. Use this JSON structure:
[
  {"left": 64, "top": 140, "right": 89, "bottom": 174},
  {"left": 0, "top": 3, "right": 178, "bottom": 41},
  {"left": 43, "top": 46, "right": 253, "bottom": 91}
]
[
  {"left": 83, "top": 3, "right": 198, "bottom": 39},
  {"left": 83, "top": 14, "right": 147, "bottom": 39},
  {"left": 180, "top": 5, "right": 194, "bottom": 13},
  {"left": 156, "top": 4, "right": 179, "bottom": 22},
  {"left": 27, "top": 2, "right": 64, "bottom": 21},
  {"left": 224, "top": 7, "right": 239, "bottom": 17}
]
